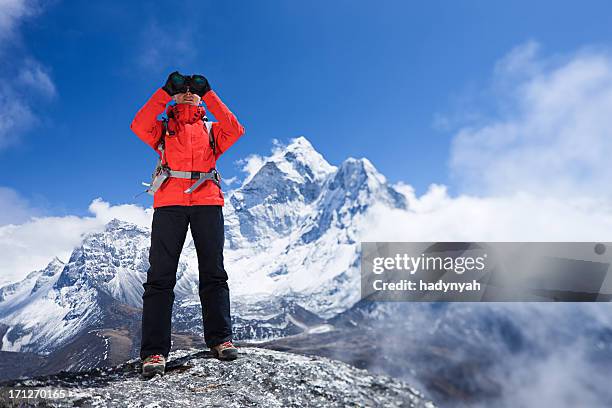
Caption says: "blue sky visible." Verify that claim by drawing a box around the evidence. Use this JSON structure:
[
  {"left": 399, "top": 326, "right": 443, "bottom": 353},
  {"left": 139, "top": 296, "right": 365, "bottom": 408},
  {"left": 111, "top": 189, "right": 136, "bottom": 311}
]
[{"left": 2, "top": 0, "right": 612, "bottom": 218}]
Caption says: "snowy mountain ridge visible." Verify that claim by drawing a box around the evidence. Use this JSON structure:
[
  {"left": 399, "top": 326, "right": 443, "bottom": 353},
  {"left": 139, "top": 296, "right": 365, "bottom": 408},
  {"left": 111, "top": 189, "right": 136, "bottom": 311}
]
[{"left": 0, "top": 136, "right": 406, "bottom": 356}]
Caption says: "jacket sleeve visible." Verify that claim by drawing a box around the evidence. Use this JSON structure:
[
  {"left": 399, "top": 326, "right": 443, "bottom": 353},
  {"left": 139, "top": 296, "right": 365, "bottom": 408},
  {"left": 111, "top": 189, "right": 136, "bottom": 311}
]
[
  {"left": 130, "top": 88, "right": 172, "bottom": 154},
  {"left": 203, "top": 90, "right": 246, "bottom": 159}
]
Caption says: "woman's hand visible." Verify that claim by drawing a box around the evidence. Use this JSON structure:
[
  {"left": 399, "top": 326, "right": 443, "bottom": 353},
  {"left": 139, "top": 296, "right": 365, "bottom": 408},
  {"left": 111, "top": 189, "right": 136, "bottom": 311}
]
[
  {"left": 189, "top": 74, "right": 212, "bottom": 97},
  {"left": 162, "top": 71, "right": 188, "bottom": 96}
]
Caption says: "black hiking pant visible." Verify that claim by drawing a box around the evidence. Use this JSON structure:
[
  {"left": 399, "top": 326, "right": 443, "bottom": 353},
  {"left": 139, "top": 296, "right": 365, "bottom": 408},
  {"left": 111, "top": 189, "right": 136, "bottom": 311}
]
[{"left": 140, "top": 205, "right": 232, "bottom": 360}]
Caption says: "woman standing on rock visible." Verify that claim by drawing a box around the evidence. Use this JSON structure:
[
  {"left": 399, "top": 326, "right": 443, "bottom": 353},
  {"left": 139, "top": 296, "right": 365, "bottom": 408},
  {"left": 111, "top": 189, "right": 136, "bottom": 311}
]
[{"left": 130, "top": 71, "right": 245, "bottom": 377}]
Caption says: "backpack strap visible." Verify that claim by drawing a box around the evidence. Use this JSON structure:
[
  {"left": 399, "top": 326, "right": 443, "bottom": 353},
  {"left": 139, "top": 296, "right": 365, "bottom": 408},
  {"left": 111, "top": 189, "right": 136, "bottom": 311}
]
[
  {"left": 159, "top": 115, "right": 179, "bottom": 163},
  {"left": 203, "top": 117, "right": 216, "bottom": 156},
  {"left": 158, "top": 118, "right": 169, "bottom": 166}
]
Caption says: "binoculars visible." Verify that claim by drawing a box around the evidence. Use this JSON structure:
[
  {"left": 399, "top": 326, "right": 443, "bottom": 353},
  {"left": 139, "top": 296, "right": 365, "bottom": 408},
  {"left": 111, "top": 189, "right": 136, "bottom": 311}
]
[{"left": 169, "top": 72, "right": 207, "bottom": 94}]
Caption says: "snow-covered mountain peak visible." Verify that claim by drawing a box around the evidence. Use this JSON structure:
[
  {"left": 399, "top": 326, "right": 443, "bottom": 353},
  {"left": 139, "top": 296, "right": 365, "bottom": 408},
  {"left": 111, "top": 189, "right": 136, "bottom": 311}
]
[
  {"left": 325, "top": 156, "right": 406, "bottom": 209},
  {"left": 103, "top": 218, "right": 147, "bottom": 236},
  {"left": 0, "top": 256, "right": 65, "bottom": 304},
  {"left": 273, "top": 136, "right": 336, "bottom": 180},
  {"left": 52, "top": 218, "right": 150, "bottom": 298},
  {"left": 296, "top": 156, "right": 407, "bottom": 247},
  {"left": 105, "top": 218, "right": 124, "bottom": 229},
  {"left": 241, "top": 136, "right": 336, "bottom": 190},
  {"left": 49, "top": 256, "right": 65, "bottom": 268},
  {"left": 336, "top": 157, "right": 388, "bottom": 188},
  {"left": 226, "top": 137, "right": 338, "bottom": 244}
]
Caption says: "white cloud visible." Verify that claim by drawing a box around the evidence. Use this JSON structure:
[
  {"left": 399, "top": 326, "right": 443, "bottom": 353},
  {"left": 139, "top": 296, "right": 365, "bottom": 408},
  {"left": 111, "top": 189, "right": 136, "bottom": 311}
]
[
  {"left": 364, "top": 43, "right": 612, "bottom": 243},
  {"left": 17, "top": 57, "right": 56, "bottom": 97},
  {"left": 135, "top": 20, "right": 198, "bottom": 73},
  {"left": 492, "top": 39, "right": 542, "bottom": 81},
  {"left": 0, "top": 186, "right": 46, "bottom": 224},
  {"left": 449, "top": 42, "right": 612, "bottom": 201},
  {"left": 222, "top": 176, "right": 238, "bottom": 186},
  {"left": 489, "top": 338, "right": 608, "bottom": 408},
  {"left": 0, "top": 0, "right": 40, "bottom": 42},
  {"left": 0, "top": 83, "right": 37, "bottom": 147},
  {"left": 0, "top": 197, "right": 152, "bottom": 287},
  {"left": 0, "top": 0, "right": 54, "bottom": 148},
  {"left": 361, "top": 185, "right": 612, "bottom": 242},
  {"left": 87, "top": 197, "right": 153, "bottom": 228},
  {"left": 236, "top": 153, "right": 266, "bottom": 186}
]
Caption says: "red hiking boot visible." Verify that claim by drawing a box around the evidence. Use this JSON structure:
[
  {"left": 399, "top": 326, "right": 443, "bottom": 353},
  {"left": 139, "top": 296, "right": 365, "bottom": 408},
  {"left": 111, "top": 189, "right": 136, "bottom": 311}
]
[
  {"left": 211, "top": 341, "right": 238, "bottom": 361},
  {"left": 142, "top": 354, "right": 166, "bottom": 377}
]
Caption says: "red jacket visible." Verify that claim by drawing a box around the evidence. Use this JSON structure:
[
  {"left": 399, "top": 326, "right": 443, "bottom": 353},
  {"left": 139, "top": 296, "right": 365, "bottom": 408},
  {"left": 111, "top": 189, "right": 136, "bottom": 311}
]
[{"left": 131, "top": 88, "right": 245, "bottom": 208}]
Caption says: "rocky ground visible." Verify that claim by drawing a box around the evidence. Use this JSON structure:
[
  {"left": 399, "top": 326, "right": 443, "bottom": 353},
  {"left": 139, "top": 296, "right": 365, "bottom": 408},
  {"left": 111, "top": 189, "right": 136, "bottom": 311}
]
[{"left": 0, "top": 347, "right": 436, "bottom": 408}]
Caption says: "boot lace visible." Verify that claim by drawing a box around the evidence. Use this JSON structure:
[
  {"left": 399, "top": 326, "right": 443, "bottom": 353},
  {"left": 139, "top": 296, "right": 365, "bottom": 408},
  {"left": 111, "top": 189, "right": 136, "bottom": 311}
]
[
  {"left": 219, "top": 341, "right": 235, "bottom": 349},
  {"left": 146, "top": 354, "right": 164, "bottom": 364}
]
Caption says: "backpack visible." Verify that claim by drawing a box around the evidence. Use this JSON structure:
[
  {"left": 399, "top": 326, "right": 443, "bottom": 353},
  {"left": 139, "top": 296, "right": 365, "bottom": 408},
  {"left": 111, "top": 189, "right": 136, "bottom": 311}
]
[{"left": 135, "top": 114, "right": 217, "bottom": 197}]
